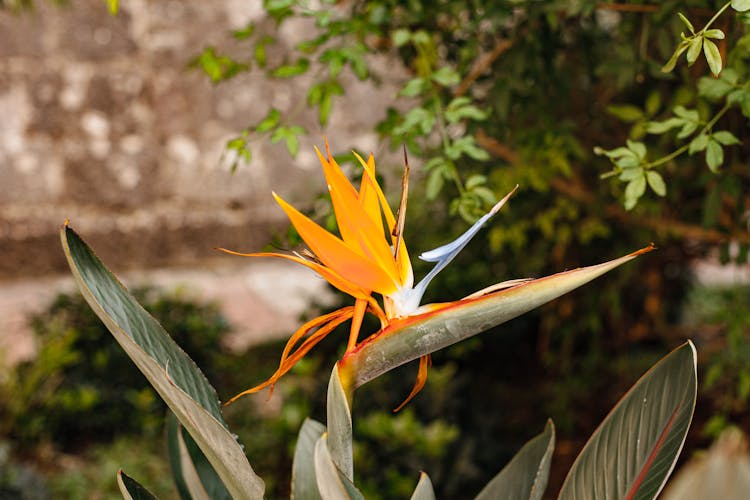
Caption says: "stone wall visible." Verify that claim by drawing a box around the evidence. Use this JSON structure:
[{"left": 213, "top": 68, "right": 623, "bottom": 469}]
[{"left": 0, "top": 0, "right": 399, "bottom": 280}]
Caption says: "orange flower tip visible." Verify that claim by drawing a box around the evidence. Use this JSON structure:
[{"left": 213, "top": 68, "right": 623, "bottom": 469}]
[
  {"left": 632, "top": 243, "right": 657, "bottom": 257},
  {"left": 62, "top": 219, "right": 70, "bottom": 228}
]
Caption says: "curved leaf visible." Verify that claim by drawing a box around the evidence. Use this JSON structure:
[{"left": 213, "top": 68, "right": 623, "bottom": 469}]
[
  {"left": 292, "top": 418, "right": 326, "bottom": 500},
  {"left": 410, "top": 472, "right": 436, "bottom": 500},
  {"left": 342, "top": 246, "right": 653, "bottom": 389},
  {"left": 167, "top": 412, "right": 231, "bottom": 500},
  {"left": 314, "top": 434, "right": 365, "bottom": 500},
  {"left": 476, "top": 420, "right": 555, "bottom": 500},
  {"left": 327, "top": 364, "right": 354, "bottom": 481},
  {"left": 167, "top": 412, "right": 202, "bottom": 500},
  {"left": 558, "top": 341, "right": 697, "bottom": 500},
  {"left": 117, "top": 470, "right": 158, "bottom": 500},
  {"left": 60, "top": 224, "right": 264, "bottom": 499}
]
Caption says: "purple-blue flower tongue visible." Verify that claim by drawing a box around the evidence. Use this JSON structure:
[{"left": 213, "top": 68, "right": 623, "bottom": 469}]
[{"left": 409, "top": 186, "right": 518, "bottom": 305}]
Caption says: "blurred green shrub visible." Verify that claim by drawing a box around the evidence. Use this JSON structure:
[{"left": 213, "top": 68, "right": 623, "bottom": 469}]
[{"left": 0, "top": 288, "right": 229, "bottom": 451}]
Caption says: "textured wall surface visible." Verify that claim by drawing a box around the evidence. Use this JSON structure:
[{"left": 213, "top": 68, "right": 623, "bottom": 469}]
[
  {"left": 0, "top": 0, "right": 397, "bottom": 279},
  {"left": 0, "top": 0, "right": 401, "bottom": 363}
]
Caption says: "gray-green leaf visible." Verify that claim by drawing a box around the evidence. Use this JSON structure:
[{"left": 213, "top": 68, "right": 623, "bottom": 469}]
[
  {"left": 475, "top": 420, "right": 555, "bottom": 500},
  {"left": 732, "top": 0, "right": 750, "bottom": 12},
  {"left": 558, "top": 342, "right": 696, "bottom": 500},
  {"left": 410, "top": 473, "right": 436, "bottom": 500},
  {"left": 117, "top": 470, "right": 158, "bottom": 500},
  {"left": 327, "top": 365, "right": 353, "bottom": 482},
  {"left": 292, "top": 419, "right": 326, "bottom": 500},
  {"left": 61, "top": 226, "right": 264, "bottom": 500}
]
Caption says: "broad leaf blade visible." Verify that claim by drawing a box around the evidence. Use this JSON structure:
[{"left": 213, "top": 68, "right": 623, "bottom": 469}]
[
  {"left": 476, "top": 420, "right": 555, "bottom": 500},
  {"left": 343, "top": 247, "right": 653, "bottom": 388},
  {"left": 292, "top": 418, "right": 326, "bottom": 500},
  {"left": 314, "top": 434, "right": 365, "bottom": 500},
  {"left": 61, "top": 224, "right": 264, "bottom": 499},
  {"left": 558, "top": 341, "right": 697, "bottom": 500},
  {"left": 167, "top": 412, "right": 231, "bottom": 500},
  {"left": 327, "top": 364, "right": 354, "bottom": 481},
  {"left": 117, "top": 470, "right": 158, "bottom": 500},
  {"left": 167, "top": 412, "right": 200, "bottom": 500},
  {"left": 410, "top": 472, "right": 436, "bottom": 500}
]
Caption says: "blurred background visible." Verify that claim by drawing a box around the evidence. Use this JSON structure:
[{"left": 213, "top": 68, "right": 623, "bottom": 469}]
[{"left": 1, "top": 0, "right": 749, "bottom": 498}]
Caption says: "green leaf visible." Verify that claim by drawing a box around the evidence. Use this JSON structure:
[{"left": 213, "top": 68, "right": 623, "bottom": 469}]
[
  {"left": 626, "top": 140, "right": 646, "bottom": 160},
  {"left": 706, "top": 139, "right": 724, "bottom": 171},
  {"left": 677, "top": 12, "right": 694, "bottom": 33},
  {"left": 704, "top": 29, "right": 725, "bottom": 40},
  {"left": 327, "top": 365, "right": 353, "bottom": 482},
  {"left": 689, "top": 134, "right": 709, "bottom": 154},
  {"left": 431, "top": 67, "right": 460, "bottom": 86},
  {"left": 703, "top": 39, "right": 723, "bottom": 76},
  {"left": 445, "top": 97, "right": 489, "bottom": 123},
  {"left": 232, "top": 22, "right": 255, "bottom": 40},
  {"left": 606, "top": 105, "right": 644, "bottom": 123},
  {"left": 618, "top": 167, "right": 643, "bottom": 182},
  {"left": 191, "top": 48, "right": 249, "bottom": 83},
  {"left": 645, "top": 91, "right": 661, "bottom": 116},
  {"left": 392, "top": 29, "right": 411, "bottom": 47},
  {"left": 117, "top": 470, "right": 157, "bottom": 500},
  {"left": 410, "top": 473, "right": 436, "bottom": 500},
  {"left": 558, "top": 342, "right": 697, "bottom": 500},
  {"left": 625, "top": 175, "right": 646, "bottom": 202},
  {"left": 400, "top": 78, "right": 427, "bottom": 97},
  {"left": 254, "top": 35, "right": 275, "bottom": 68},
  {"left": 596, "top": 146, "right": 635, "bottom": 159},
  {"left": 426, "top": 168, "right": 446, "bottom": 200},
  {"left": 313, "top": 434, "right": 365, "bottom": 500},
  {"left": 646, "top": 118, "right": 684, "bottom": 134},
  {"left": 272, "top": 58, "right": 310, "bottom": 78},
  {"left": 732, "top": 0, "right": 750, "bottom": 12},
  {"left": 662, "top": 41, "right": 689, "bottom": 73},
  {"left": 292, "top": 419, "right": 326, "bottom": 500},
  {"left": 475, "top": 420, "right": 555, "bottom": 500},
  {"left": 341, "top": 247, "right": 654, "bottom": 389},
  {"left": 676, "top": 121, "right": 698, "bottom": 139},
  {"left": 60, "top": 225, "right": 265, "bottom": 499},
  {"left": 686, "top": 36, "right": 703, "bottom": 66},
  {"left": 698, "top": 76, "right": 734, "bottom": 100},
  {"left": 673, "top": 106, "right": 698, "bottom": 121},
  {"left": 646, "top": 171, "right": 667, "bottom": 196},
  {"left": 255, "top": 108, "right": 281, "bottom": 133},
  {"left": 712, "top": 130, "right": 740, "bottom": 145}
]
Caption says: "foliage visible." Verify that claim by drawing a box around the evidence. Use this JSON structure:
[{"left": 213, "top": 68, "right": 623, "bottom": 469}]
[
  {"left": 0, "top": 288, "right": 229, "bottom": 451},
  {"left": 683, "top": 283, "right": 750, "bottom": 437},
  {"left": 60, "top": 202, "right": 696, "bottom": 499},
  {"left": 189, "top": 2, "right": 749, "bottom": 404}
]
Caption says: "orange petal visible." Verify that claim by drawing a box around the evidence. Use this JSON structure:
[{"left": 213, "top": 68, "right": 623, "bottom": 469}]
[
  {"left": 225, "top": 309, "right": 353, "bottom": 404},
  {"left": 216, "top": 248, "right": 371, "bottom": 300},
  {"left": 273, "top": 193, "right": 398, "bottom": 295},
  {"left": 353, "top": 152, "right": 413, "bottom": 287},
  {"left": 316, "top": 148, "right": 401, "bottom": 284},
  {"left": 393, "top": 354, "right": 431, "bottom": 412}
]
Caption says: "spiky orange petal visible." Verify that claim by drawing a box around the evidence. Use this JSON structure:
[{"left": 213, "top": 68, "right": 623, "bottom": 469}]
[{"left": 393, "top": 354, "right": 432, "bottom": 412}]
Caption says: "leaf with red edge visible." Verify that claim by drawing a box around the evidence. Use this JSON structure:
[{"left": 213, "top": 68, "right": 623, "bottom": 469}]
[{"left": 558, "top": 341, "right": 697, "bottom": 500}]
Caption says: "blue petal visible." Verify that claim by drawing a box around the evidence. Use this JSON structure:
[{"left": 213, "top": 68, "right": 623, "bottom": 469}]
[{"left": 410, "top": 186, "right": 517, "bottom": 304}]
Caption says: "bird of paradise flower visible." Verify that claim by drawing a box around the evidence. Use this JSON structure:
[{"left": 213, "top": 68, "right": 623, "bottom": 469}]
[{"left": 221, "top": 141, "right": 654, "bottom": 409}]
